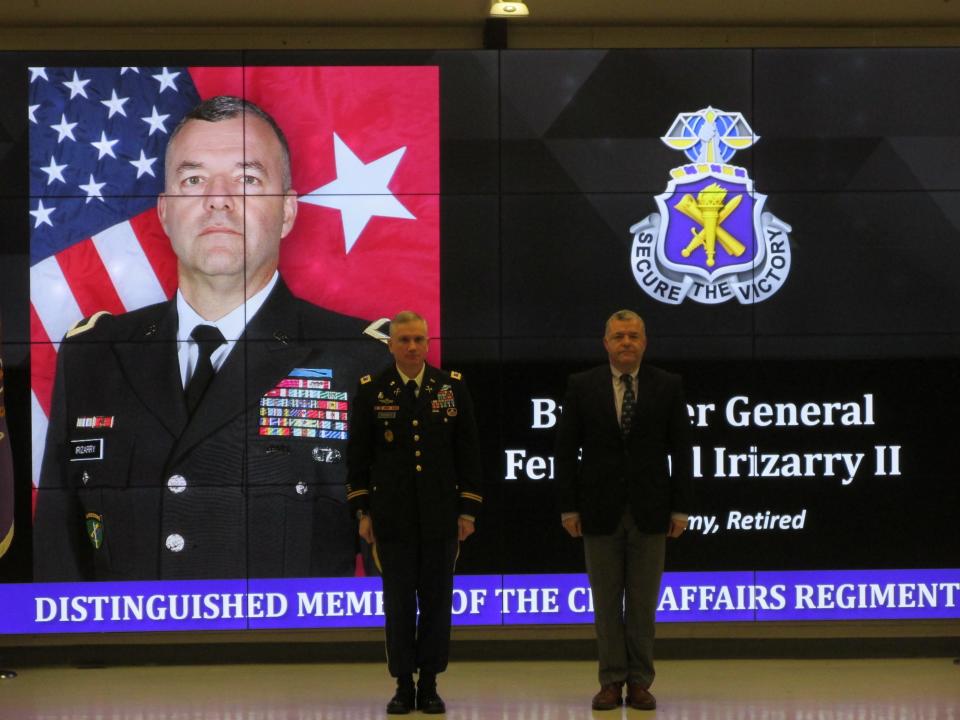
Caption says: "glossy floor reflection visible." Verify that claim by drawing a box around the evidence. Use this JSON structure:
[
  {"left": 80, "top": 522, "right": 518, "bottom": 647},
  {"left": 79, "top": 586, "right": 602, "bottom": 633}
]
[{"left": 2, "top": 658, "right": 958, "bottom": 720}]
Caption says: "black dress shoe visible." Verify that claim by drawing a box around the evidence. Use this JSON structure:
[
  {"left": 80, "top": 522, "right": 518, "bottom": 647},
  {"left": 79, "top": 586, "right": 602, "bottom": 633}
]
[
  {"left": 416, "top": 686, "right": 446, "bottom": 714},
  {"left": 386, "top": 686, "right": 415, "bottom": 714}
]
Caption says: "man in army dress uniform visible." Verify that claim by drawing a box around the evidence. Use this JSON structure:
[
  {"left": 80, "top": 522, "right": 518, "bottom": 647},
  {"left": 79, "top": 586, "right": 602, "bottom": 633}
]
[
  {"left": 346, "top": 311, "right": 482, "bottom": 715},
  {"left": 34, "top": 96, "right": 387, "bottom": 581}
]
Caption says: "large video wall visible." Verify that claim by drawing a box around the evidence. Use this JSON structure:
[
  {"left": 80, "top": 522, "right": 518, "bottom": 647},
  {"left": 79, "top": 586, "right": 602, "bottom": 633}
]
[{"left": 1, "top": 49, "right": 958, "bottom": 634}]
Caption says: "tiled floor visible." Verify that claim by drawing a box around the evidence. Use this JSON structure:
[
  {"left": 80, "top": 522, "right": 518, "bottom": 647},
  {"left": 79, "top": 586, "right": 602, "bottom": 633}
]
[{"left": 1, "top": 658, "right": 958, "bottom": 719}]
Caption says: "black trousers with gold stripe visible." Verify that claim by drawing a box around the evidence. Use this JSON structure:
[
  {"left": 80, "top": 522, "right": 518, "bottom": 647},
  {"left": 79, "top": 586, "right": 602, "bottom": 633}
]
[{"left": 376, "top": 536, "right": 458, "bottom": 678}]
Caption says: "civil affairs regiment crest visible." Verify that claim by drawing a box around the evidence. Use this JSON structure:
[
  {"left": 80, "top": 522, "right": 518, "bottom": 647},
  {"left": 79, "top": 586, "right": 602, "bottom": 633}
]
[{"left": 630, "top": 107, "right": 792, "bottom": 305}]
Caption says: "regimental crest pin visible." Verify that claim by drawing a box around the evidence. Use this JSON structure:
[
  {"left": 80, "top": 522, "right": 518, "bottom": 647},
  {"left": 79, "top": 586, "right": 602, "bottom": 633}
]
[{"left": 630, "top": 107, "right": 792, "bottom": 305}]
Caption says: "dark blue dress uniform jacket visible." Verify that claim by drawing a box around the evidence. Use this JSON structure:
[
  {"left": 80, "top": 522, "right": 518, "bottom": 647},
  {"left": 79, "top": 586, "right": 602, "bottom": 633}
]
[
  {"left": 555, "top": 363, "right": 693, "bottom": 535},
  {"left": 33, "top": 279, "right": 388, "bottom": 581},
  {"left": 345, "top": 365, "right": 483, "bottom": 541}
]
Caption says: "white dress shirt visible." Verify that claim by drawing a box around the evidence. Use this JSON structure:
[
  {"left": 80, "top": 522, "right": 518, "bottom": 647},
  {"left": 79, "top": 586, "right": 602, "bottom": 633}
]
[
  {"left": 176, "top": 272, "right": 280, "bottom": 388},
  {"left": 396, "top": 364, "right": 426, "bottom": 396}
]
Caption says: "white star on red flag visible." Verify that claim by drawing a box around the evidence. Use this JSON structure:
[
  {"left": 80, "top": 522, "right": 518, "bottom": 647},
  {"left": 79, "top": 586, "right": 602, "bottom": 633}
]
[{"left": 300, "top": 133, "right": 415, "bottom": 254}]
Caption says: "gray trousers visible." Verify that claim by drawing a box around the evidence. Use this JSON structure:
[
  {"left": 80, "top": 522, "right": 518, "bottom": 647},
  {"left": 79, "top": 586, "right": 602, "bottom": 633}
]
[{"left": 583, "top": 510, "right": 665, "bottom": 688}]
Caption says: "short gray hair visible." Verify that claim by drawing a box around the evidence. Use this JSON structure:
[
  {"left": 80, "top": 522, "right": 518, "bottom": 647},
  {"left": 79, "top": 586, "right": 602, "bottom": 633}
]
[
  {"left": 390, "top": 310, "right": 428, "bottom": 336},
  {"left": 166, "top": 95, "right": 293, "bottom": 191},
  {"left": 604, "top": 309, "right": 645, "bottom": 337}
]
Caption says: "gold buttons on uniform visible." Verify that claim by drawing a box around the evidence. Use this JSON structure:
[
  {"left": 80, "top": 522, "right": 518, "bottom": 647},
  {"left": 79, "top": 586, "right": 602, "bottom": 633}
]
[
  {"left": 414, "top": 434, "right": 420, "bottom": 442},
  {"left": 412, "top": 420, "right": 419, "bottom": 427},
  {"left": 416, "top": 465, "right": 422, "bottom": 472},
  {"left": 415, "top": 450, "right": 421, "bottom": 457}
]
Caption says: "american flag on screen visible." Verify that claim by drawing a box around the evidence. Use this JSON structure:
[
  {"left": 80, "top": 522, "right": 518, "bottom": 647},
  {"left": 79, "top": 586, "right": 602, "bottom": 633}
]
[{"left": 28, "top": 65, "right": 440, "bottom": 486}]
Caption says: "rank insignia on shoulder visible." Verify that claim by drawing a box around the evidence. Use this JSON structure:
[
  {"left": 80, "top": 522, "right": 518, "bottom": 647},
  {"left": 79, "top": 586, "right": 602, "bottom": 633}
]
[
  {"left": 85, "top": 512, "right": 104, "bottom": 549},
  {"left": 450, "top": 371, "right": 462, "bottom": 380},
  {"left": 66, "top": 311, "right": 111, "bottom": 338},
  {"left": 361, "top": 374, "right": 372, "bottom": 385}
]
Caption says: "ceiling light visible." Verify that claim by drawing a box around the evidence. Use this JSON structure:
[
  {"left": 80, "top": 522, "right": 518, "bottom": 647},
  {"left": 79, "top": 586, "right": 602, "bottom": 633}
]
[{"left": 490, "top": 2, "right": 530, "bottom": 18}]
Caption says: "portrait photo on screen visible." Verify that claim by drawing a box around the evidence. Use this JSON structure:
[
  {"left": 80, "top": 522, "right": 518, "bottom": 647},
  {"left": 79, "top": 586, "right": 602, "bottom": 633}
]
[{"left": 28, "top": 64, "right": 440, "bottom": 582}]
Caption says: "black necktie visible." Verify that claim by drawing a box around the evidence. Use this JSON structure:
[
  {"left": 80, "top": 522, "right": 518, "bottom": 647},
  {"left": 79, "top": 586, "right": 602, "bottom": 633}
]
[
  {"left": 621, "top": 374, "right": 635, "bottom": 438},
  {"left": 185, "top": 324, "right": 225, "bottom": 415},
  {"left": 403, "top": 379, "right": 418, "bottom": 407}
]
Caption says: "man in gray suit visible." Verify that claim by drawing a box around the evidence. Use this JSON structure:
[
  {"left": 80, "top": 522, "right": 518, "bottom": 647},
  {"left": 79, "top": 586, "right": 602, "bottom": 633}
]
[{"left": 555, "top": 309, "right": 693, "bottom": 710}]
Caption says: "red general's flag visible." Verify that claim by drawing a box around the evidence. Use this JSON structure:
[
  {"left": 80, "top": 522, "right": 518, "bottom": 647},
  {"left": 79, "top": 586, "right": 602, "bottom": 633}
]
[
  {"left": 29, "top": 65, "right": 440, "bottom": 487},
  {"left": 193, "top": 66, "right": 440, "bottom": 343}
]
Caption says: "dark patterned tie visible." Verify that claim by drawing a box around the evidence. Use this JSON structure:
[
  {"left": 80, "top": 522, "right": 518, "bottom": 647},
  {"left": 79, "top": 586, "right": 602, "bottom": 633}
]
[
  {"left": 185, "top": 324, "right": 226, "bottom": 415},
  {"left": 621, "top": 373, "right": 635, "bottom": 438}
]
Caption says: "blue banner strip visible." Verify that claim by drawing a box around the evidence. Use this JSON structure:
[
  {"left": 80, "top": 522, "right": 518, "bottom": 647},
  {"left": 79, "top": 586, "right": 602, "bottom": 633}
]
[{"left": 2, "top": 569, "right": 957, "bottom": 635}]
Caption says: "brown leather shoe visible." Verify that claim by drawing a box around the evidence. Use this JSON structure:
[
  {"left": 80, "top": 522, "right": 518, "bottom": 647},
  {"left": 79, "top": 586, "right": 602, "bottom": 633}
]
[
  {"left": 591, "top": 683, "right": 624, "bottom": 710},
  {"left": 626, "top": 683, "right": 657, "bottom": 710}
]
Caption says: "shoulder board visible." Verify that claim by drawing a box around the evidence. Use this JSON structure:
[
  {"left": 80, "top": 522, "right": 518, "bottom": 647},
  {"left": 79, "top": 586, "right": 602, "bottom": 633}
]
[
  {"left": 450, "top": 370, "right": 462, "bottom": 381},
  {"left": 360, "top": 374, "right": 372, "bottom": 385},
  {"left": 65, "top": 311, "right": 112, "bottom": 339}
]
